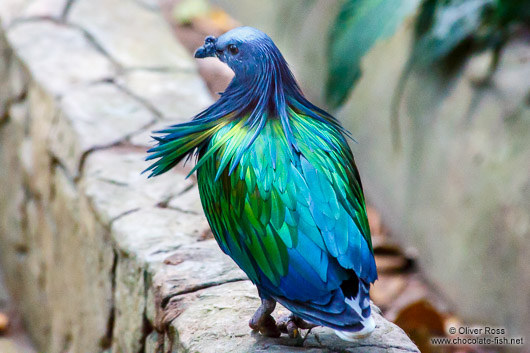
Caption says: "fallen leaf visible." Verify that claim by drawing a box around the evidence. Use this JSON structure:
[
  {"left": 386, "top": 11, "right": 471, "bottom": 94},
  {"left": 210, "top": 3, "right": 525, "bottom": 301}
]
[
  {"left": 373, "top": 241, "right": 403, "bottom": 255},
  {"left": 375, "top": 254, "right": 411, "bottom": 273},
  {"left": 0, "top": 312, "right": 9, "bottom": 334},
  {"left": 371, "top": 274, "right": 408, "bottom": 309},
  {"left": 394, "top": 300, "right": 446, "bottom": 353},
  {"left": 172, "top": 0, "right": 211, "bottom": 25},
  {"left": 385, "top": 274, "right": 451, "bottom": 321},
  {"left": 208, "top": 8, "right": 239, "bottom": 33}
]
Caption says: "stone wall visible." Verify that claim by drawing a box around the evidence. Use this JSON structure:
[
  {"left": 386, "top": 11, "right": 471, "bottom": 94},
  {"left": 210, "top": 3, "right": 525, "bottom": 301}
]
[{"left": 0, "top": 1, "right": 418, "bottom": 352}]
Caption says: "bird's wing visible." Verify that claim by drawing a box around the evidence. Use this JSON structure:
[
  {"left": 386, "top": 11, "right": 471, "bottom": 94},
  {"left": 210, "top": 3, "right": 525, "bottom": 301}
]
[{"left": 198, "top": 115, "right": 377, "bottom": 304}]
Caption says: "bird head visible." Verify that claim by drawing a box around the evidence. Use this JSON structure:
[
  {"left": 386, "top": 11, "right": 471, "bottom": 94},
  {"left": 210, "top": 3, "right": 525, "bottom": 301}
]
[
  {"left": 194, "top": 26, "right": 281, "bottom": 84},
  {"left": 192, "top": 26, "right": 340, "bottom": 138}
]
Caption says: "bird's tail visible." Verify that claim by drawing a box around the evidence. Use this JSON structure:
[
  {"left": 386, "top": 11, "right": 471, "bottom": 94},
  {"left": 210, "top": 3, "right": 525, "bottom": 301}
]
[
  {"left": 334, "top": 315, "right": 375, "bottom": 341},
  {"left": 334, "top": 279, "right": 375, "bottom": 341}
]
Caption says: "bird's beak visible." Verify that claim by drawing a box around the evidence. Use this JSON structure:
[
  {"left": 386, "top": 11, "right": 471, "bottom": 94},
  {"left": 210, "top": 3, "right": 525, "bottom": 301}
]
[{"left": 194, "top": 35, "right": 217, "bottom": 59}]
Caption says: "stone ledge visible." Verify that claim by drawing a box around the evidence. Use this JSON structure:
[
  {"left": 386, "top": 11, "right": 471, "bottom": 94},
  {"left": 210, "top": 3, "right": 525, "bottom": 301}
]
[{"left": 0, "top": 1, "right": 419, "bottom": 352}]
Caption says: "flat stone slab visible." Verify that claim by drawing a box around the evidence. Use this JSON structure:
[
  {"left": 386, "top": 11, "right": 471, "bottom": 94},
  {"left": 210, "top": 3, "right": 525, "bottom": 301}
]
[
  {"left": 7, "top": 21, "right": 115, "bottom": 95},
  {"left": 117, "top": 69, "right": 212, "bottom": 120},
  {"left": 82, "top": 148, "right": 199, "bottom": 224},
  {"left": 164, "top": 281, "right": 419, "bottom": 353},
  {"left": 48, "top": 83, "right": 156, "bottom": 176},
  {"left": 69, "top": 0, "right": 195, "bottom": 69},
  {"left": 0, "top": 0, "right": 67, "bottom": 28}
]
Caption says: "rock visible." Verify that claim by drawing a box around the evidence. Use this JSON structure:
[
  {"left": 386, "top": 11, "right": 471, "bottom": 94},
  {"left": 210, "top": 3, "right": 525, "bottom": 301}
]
[
  {"left": 165, "top": 281, "right": 419, "bottom": 353},
  {"left": 111, "top": 207, "right": 210, "bottom": 266},
  {"left": 166, "top": 184, "right": 204, "bottom": 215},
  {"left": 0, "top": 34, "right": 11, "bottom": 121},
  {"left": 6, "top": 21, "right": 115, "bottom": 96},
  {"left": 0, "top": 0, "right": 30, "bottom": 28},
  {"left": 21, "top": 0, "right": 68, "bottom": 19},
  {"left": 117, "top": 69, "right": 212, "bottom": 120},
  {"left": 112, "top": 253, "right": 147, "bottom": 353},
  {"left": 69, "top": 0, "right": 194, "bottom": 69},
  {"left": 0, "top": 33, "right": 28, "bottom": 119},
  {"left": 128, "top": 120, "right": 169, "bottom": 147},
  {"left": 151, "top": 239, "right": 248, "bottom": 315},
  {"left": 82, "top": 148, "right": 199, "bottom": 224},
  {"left": 0, "top": 80, "right": 28, "bottom": 292},
  {"left": 52, "top": 83, "right": 155, "bottom": 176},
  {"left": 26, "top": 82, "right": 56, "bottom": 203},
  {"left": 22, "top": 199, "right": 53, "bottom": 342},
  {"left": 7, "top": 56, "right": 28, "bottom": 104},
  {"left": 0, "top": 0, "right": 67, "bottom": 28},
  {"left": 110, "top": 206, "right": 214, "bottom": 350},
  {"left": 0, "top": 268, "right": 38, "bottom": 353},
  {"left": 46, "top": 167, "right": 115, "bottom": 353}
]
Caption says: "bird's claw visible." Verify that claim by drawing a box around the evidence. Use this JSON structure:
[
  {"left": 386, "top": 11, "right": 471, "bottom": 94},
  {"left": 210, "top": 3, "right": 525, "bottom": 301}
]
[
  {"left": 249, "top": 299, "right": 281, "bottom": 338},
  {"left": 276, "top": 314, "right": 316, "bottom": 344},
  {"left": 250, "top": 299, "right": 316, "bottom": 342},
  {"left": 249, "top": 313, "right": 281, "bottom": 338}
]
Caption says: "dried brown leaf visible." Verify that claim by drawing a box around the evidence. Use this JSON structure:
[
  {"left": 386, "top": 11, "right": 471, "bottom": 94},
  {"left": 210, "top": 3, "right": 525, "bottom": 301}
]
[
  {"left": 371, "top": 274, "right": 408, "bottom": 309},
  {"left": 0, "top": 312, "right": 9, "bottom": 334},
  {"left": 375, "top": 254, "right": 410, "bottom": 273},
  {"left": 394, "top": 300, "right": 446, "bottom": 353}
]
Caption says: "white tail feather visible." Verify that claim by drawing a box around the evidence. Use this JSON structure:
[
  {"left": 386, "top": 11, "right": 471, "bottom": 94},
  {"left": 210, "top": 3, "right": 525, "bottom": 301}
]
[
  {"left": 334, "top": 315, "right": 375, "bottom": 341},
  {"left": 334, "top": 285, "right": 375, "bottom": 341}
]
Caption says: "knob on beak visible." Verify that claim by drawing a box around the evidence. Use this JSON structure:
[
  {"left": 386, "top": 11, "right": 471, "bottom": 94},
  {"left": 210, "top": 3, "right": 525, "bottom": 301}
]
[
  {"left": 194, "top": 35, "right": 217, "bottom": 58},
  {"left": 193, "top": 46, "right": 209, "bottom": 58}
]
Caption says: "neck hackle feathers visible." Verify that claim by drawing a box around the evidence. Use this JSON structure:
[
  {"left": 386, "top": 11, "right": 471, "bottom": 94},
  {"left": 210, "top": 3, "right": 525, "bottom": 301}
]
[{"left": 145, "top": 27, "right": 350, "bottom": 178}]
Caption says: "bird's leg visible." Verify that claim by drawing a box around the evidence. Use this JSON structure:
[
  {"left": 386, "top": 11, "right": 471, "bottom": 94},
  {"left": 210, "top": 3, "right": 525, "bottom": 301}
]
[
  {"left": 249, "top": 298, "right": 281, "bottom": 338},
  {"left": 276, "top": 313, "right": 317, "bottom": 343}
]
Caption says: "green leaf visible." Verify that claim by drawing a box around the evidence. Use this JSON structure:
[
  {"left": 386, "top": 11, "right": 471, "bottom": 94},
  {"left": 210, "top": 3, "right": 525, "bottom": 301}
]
[
  {"left": 495, "top": 0, "right": 530, "bottom": 25},
  {"left": 172, "top": 0, "right": 211, "bottom": 25},
  {"left": 326, "top": 0, "right": 420, "bottom": 107},
  {"left": 412, "top": 0, "right": 494, "bottom": 66}
]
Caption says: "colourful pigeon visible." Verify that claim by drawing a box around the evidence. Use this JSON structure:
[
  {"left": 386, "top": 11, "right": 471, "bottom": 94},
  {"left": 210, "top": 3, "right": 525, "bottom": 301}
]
[{"left": 145, "top": 26, "right": 377, "bottom": 341}]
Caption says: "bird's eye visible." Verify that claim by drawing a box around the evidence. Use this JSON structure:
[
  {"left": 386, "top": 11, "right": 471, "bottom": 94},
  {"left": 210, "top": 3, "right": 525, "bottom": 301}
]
[{"left": 227, "top": 44, "right": 239, "bottom": 55}]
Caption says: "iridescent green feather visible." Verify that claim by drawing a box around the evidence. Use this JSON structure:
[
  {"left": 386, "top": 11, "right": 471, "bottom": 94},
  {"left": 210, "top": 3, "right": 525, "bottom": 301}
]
[{"left": 195, "top": 112, "right": 374, "bottom": 288}]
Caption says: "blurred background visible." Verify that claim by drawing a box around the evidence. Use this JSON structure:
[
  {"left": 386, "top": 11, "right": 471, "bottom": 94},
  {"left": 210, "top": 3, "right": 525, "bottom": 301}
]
[
  {"left": 160, "top": 0, "right": 530, "bottom": 351},
  {"left": 0, "top": 0, "right": 529, "bottom": 352}
]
